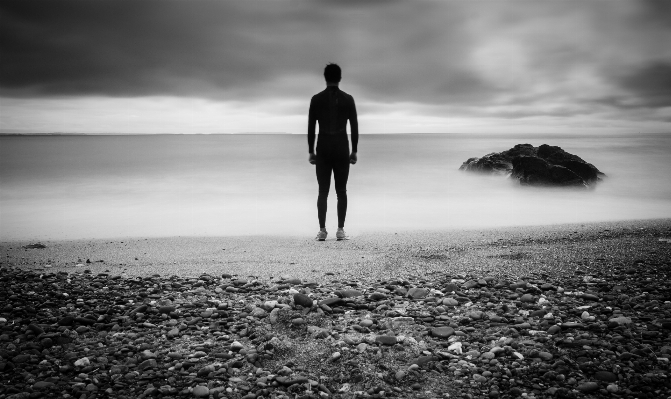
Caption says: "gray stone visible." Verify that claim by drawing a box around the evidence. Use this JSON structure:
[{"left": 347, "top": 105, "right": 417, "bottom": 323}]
[
  {"left": 520, "top": 294, "right": 535, "bottom": 302},
  {"left": 442, "top": 298, "right": 459, "bottom": 307},
  {"left": 577, "top": 382, "right": 599, "bottom": 393},
  {"left": 337, "top": 289, "right": 363, "bottom": 298},
  {"left": 594, "top": 370, "right": 618, "bottom": 382},
  {"left": 375, "top": 336, "right": 397, "bottom": 345},
  {"left": 407, "top": 287, "right": 429, "bottom": 299},
  {"left": 463, "top": 280, "right": 479, "bottom": 289},
  {"left": 431, "top": 326, "right": 455, "bottom": 338},
  {"left": 137, "top": 359, "right": 157, "bottom": 371},
  {"left": 269, "top": 308, "right": 280, "bottom": 324},
  {"left": 443, "top": 283, "right": 459, "bottom": 293},
  {"left": 293, "top": 293, "right": 313, "bottom": 308},
  {"left": 320, "top": 297, "right": 342, "bottom": 306},
  {"left": 193, "top": 385, "right": 210, "bottom": 397}
]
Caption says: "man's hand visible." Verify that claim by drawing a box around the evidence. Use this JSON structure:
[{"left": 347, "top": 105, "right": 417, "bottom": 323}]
[
  {"left": 349, "top": 152, "right": 357, "bottom": 164},
  {"left": 309, "top": 153, "right": 317, "bottom": 165}
]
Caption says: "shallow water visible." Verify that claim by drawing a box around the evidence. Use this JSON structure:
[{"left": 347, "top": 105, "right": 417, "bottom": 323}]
[{"left": 1, "top": 133, "right": 670, "bottom": 240}]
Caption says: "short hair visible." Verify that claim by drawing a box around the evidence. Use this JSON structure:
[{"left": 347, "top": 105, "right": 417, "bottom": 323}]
[{"left": 324, "top": 63, "right": 342, "bottom": 83}]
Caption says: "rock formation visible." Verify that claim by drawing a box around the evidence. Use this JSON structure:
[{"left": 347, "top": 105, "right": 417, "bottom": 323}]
[{"left": 459, "top": 144, "right": 605, "bottom": 188}]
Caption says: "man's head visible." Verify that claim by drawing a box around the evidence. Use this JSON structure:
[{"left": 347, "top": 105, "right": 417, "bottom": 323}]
[{"left": 324, "top": 63, "right": 342, "bottom": 84}]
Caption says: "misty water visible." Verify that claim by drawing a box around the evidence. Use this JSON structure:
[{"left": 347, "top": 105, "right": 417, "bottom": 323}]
[{"left": 1, "top": 133, "right": 670, "bottom": 241}]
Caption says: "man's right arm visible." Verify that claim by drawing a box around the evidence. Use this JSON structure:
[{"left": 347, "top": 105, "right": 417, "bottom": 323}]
[{"left": 350, "top": 96, "right": 359, "bottom": 153}]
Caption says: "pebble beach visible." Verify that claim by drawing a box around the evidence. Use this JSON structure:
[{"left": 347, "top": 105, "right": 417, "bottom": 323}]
[{"left": 1, "top": 219, "right": 670, "bottom": 398}]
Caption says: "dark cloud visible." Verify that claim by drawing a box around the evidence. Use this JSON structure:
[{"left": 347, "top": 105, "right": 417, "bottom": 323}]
[
  {"left": 1, "top": 0, "right": 671, "bottom": 126},
  {"left": 617, "top": 61, "right": 671, "bottom": 108},
  {"left": 1, "top": 1, "right": 276, "bottom": 97},
  {"left": 636, "top": 0, "right": 671, "bottom": 28},
  {"left": 0, "top": 0, "right": 494, "bottom": 103}
]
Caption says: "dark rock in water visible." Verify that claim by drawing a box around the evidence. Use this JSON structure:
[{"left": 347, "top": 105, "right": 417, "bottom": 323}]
[
  {"left": 459, "top": 144, "right": 536, "bottom": 175},
  {"left": 512, "top": 156, "right": 586, "bottom": 187},
  {"left": 459, "top": 154, "right": 513, "bottom": 175},
  {"left": 459, "top": 144, "right": 605, "bottom": 188}
]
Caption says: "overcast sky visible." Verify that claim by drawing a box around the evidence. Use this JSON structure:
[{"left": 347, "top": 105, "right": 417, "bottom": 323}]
[{"left": 1, "top": 0, "right": 670, "bottom": 134}]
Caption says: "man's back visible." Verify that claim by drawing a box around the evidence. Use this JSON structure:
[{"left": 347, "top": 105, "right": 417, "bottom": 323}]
[{"left": 309, "top": 86, "right": 357, "bottom": 136}]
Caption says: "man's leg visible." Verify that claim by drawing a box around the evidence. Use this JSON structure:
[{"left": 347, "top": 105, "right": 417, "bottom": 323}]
[
  {"left": 333, "top": 154, "right": 350, "bottom": 229},
  {"left": 315, "top": 156, "right": 332, "bottom": 229}
]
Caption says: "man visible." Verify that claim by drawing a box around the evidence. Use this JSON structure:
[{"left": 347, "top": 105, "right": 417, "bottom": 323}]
[{"left": 308, "top": 63, "right": 359, "bottom": 241}]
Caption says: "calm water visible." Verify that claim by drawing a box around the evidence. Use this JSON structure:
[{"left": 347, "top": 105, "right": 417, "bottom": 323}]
[{"left": 1, "top": 133, "right": 670, "bottom": 241}]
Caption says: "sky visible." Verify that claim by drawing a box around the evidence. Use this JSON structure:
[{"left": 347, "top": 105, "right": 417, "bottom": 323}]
[{"left": 1, "top": 0, "right": 671, "bottom": 134}]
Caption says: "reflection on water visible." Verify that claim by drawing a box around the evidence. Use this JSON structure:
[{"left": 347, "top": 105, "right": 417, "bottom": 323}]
[{"left": 1, "top": 133, "right": 670, "bottom": 240}]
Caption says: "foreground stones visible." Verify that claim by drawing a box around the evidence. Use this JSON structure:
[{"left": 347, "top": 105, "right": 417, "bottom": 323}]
[
  {"left": 459, "top": 144, "right": 605, "bottom": 188},
  {"left": 0, "top": 255, "right": 670, "bottom": 399}
]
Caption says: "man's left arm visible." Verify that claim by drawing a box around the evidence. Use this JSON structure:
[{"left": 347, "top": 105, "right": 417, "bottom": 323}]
[
  {"left": 308, "top": 97, "right": 318, "bottom": 164},
  {"left": 308, "top": 97, "right": 317, "bottom": 154}
]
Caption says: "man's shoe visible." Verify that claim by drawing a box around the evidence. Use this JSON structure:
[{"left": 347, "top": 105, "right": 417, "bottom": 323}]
[
  {"left": 316, "top": 230, "right": 328, "bottom": 241},
  {"left": 336, "top": 228, "right": 349, "bottom": 241}
]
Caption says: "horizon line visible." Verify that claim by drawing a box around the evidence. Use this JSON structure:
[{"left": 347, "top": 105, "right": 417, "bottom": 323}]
[{"left": 1, "top": 131, "right": 669, "bottom": 136}]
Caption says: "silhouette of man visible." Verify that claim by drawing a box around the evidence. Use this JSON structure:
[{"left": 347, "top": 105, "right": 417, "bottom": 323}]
[{"left": 308, "top": 63, "right": 358, "bottom": 241}]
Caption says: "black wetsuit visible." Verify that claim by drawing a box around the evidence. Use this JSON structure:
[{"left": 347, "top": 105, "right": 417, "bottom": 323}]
[{"left": 308, "top": 86, "right": 359, "bottom": 229}]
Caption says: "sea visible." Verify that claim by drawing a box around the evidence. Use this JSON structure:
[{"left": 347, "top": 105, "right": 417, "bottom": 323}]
[{"left": 1, "top": 133, "right": 670, "bottom": 241}]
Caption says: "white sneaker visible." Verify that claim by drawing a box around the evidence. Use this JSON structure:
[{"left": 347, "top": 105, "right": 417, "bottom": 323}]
[
  {"left": 336, "top": 228, "right": 349, "bottom": 241},
  {"left": 316, "top": 230, "right": 327, "bottom": 241}
]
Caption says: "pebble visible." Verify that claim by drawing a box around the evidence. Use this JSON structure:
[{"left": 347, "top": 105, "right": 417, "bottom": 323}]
[
  {"left": 594, "top": 370, "right": 618, "bottom": 382},
  {"left": 192, "top": 385, "right": 209, "bottom": 397},
  {"left": 74, "top": 357, "right": 90, "bottom": 367},
  {"left": 293, "top": 293, "right": 313, "bottom": 308},
  {"left": 447, "top": 342, "right": 462, "bottom": 354},
  {"left": 607, "top": 384, "right": 619, "bottom": 393},
  {"left": 337, "top": 289, "right": 363, "bottom": 298},
  {"left": 546, "top": 325, "right": 561, "bottom": 334},
  {"left": 577, "top": 381, "right": 599, "bottom": 393},
  {"left": 407, "top": 287, "right": 429, "bottom": 299},
  {"left": 1, "top": 233, "right": 670, "bottom": 399},
  {"left": 282, "top": 277, "right": 301, "bottom": 285},
  {"left": 609, "top": 316, "right": 632, "bottom": 326},
  {"left": 375, "top": 335, "right": 397, "bottom": 345},
  {"left": 520, "top": 293, "right": 534, "bottom": 302},
  {"left": 463, "top": 280, "right": 479, "bottom": 289},
  {"left": 33, "top": 381, "right": 55, "bottom": 390},
  {"left": 443, "top": 297, "right": 459, "bottom": 306},
  {"left": 431, "top": 326, "right": 455, "bottom": 338},
  {"left": 269, "top": 307, "right": 280, "bottom": 324}
]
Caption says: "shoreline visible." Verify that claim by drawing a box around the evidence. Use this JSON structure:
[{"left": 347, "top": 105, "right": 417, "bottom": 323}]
[{"left": 3, "top": 219, "right": 670, "bottom": 282}]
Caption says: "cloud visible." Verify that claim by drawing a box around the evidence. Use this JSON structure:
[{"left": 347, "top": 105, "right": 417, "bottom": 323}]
[
  {"left": 608, "top": 61, "right": 671, "bottom": 108},
  {"left": 0, "top": 1, "right": 487, "bottom": 102},
  {"left": 1, "top": 0, "right": 671, "bottom": 132}
]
